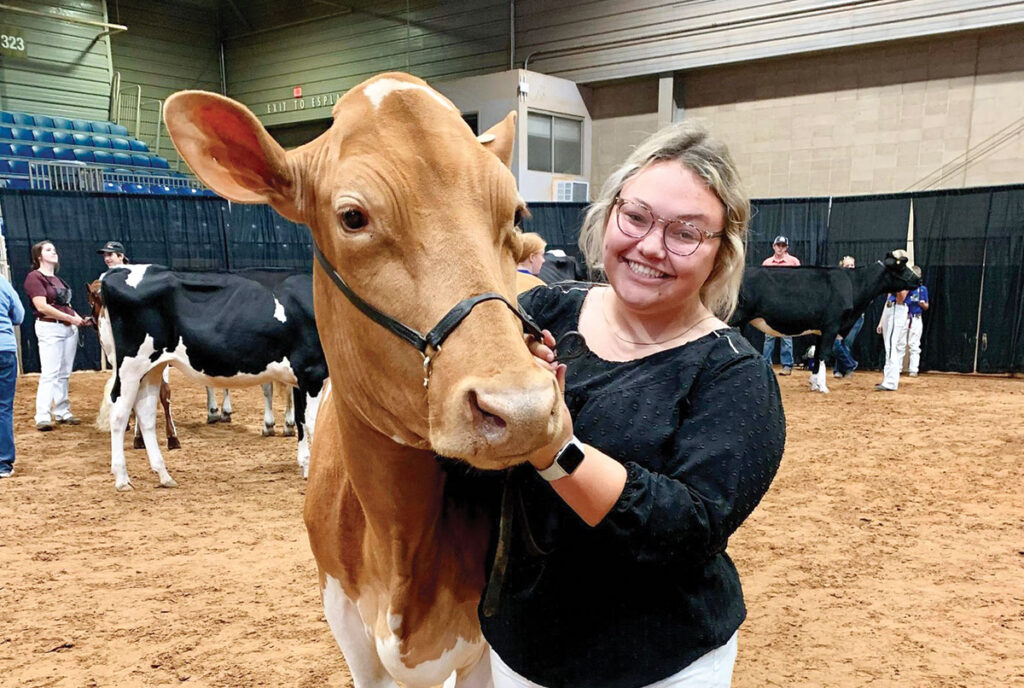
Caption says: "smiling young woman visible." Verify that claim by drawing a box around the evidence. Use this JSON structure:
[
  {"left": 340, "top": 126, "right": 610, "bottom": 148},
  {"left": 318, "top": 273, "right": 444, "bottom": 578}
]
[{"left": 480, "top": 121, "right": 786, "bottom": 688}]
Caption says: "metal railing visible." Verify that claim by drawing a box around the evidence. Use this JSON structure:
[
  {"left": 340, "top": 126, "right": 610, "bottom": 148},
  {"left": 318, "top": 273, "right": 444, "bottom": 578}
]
[
  {"left": 17, "top": 160, "right": 201, "bottom": 192},
  {"left": 111, "top": 72, "right": 167, "bottom": 159}
]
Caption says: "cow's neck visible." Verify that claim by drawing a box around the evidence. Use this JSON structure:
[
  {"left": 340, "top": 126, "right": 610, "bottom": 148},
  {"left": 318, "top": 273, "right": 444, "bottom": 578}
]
[{"left": 850, "top": 263, "right": 890, "bottom": 311}]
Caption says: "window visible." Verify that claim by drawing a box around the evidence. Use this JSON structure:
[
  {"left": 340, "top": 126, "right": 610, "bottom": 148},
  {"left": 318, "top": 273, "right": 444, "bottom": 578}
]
[{"left": 527, "top": 112, "right": 582, "bottom": 175}]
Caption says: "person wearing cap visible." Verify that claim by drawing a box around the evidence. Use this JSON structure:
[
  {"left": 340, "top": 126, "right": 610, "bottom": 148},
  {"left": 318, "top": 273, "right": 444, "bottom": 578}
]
[
  {"left": 761, "top": 236, "right": 800, "bottom": 374},
  {"left": 832, "top": 255, "right": 863, "bottom": 378},
  {"left": 905, "top": 266, "right": 929, "bottom": 377},
  {"left": 98, "top": 240, "right": 128, "bottom": 268}
]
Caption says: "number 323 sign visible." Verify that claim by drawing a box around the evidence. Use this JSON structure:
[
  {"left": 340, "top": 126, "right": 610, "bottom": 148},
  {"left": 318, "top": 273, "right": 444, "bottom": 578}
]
[{"left": 1, "top": 28, "right": 27, "bottom": 57}]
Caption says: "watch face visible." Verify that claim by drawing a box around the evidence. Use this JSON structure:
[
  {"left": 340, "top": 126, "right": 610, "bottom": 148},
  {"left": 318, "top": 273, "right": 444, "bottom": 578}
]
[{"left": 556, "top": 440, "right": 586, "bottom": 475}]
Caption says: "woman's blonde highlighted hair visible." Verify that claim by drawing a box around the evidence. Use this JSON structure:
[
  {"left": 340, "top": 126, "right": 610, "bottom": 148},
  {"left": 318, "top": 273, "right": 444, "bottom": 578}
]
[{"left": 579, "top": 120, "right": 749, "bottom": 319}]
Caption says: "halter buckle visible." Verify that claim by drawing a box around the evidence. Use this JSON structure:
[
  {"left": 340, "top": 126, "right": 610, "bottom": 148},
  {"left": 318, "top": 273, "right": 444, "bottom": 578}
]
[{"left": 421, "top": 345, "right": 441, "bottom": 388}]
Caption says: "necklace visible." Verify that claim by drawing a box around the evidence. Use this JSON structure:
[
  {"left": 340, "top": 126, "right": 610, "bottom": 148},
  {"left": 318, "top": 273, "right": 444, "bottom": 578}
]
[{"left": 602, "top": 290, "right": 717, "bottom": 346}]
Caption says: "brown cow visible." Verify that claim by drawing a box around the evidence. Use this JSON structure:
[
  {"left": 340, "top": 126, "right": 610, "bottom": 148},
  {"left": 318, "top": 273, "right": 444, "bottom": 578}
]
[{"left": 165, "top": 73, "right": 566, "bottom": 687}]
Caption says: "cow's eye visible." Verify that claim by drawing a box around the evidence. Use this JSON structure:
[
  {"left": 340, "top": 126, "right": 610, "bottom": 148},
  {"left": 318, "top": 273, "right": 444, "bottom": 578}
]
[{"left": 340, "top": 208, "right": 368, "bottom": 231}]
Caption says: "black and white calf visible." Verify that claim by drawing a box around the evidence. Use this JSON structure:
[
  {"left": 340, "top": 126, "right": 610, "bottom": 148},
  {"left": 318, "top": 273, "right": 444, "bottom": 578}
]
[
  {"left": 730, "top": 251, "right": 921, "bottom": 393},
  {"left": 100, "top": 264, "right": 327, "bottom": 490}
]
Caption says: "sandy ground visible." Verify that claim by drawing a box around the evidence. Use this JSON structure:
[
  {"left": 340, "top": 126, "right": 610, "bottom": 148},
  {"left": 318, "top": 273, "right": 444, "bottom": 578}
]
[{"left": 0, "top": 368, "right": 1021, "bottom": 687}]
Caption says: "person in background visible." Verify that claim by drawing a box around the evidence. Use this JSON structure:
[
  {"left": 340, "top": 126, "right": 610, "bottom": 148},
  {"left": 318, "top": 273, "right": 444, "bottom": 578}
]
[
  {"left": 98, "top": 240, "right": 129, "bottom": 268},
  {"left": 905, "top": 266, "right": 929, "bottom": 377},
  {"left": 876, "top": 289, "right": 910, "bottom": 391},
  {"left": 761, "top": 235, "right": 800, "bottom": 375},
  {"left": 515, "top": 233, "right": 547, "bottom": 293},
  {"left": 0, "top": 272, "right": 25, "bottom": 478},
  {"left": 832, "top": 255, "right": 864, "bottom": 378},
  {"left": 23, "top": 240, "right": 85, "bottom": 431},
  {"left": 481, "top": 121, "right": 785, "bottom": 688}
]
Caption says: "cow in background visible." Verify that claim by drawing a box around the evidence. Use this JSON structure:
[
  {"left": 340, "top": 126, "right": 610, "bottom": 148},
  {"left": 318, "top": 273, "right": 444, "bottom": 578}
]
[
  {"left": 166, "top": 72, "right": 564, "bottom": 688},
  {"left": 731, "top": 250, "right": 921, "bottom": 393},
  {"left": 99, "top": 266, "right": 327, "bottom": 490},
  {"left": 205, "top": 384, "right": 295, "bottom": 435}
]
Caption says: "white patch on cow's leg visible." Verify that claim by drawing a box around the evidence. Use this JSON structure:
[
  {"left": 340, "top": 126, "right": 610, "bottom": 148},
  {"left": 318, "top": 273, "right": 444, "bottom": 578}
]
[
  {"left": 262, "top": 382, "right": 275, "bottom": 436},
  {"left": 363, "top": 78, "right": 455, "bottom": 111},
  {"left": 322, "top": 576, "right": 398, "bottom": 688},
  {"left": 454, "top": 646, "right": 492, "bottom": 688},
  {"left": 206, "top": 386, "right": 220, "bottom": 423},
  {"left": 272, "top": 298, "right": 287, "bottom": 323},
  {"left": 283, "top": 385, "right": 296, "bottom": 437},
  {"left": 809, "top": 363, "right": 829, "bottom": 394},
  {"left": 377, "top": 626, "right": 485, "bottom": 688},
  {"left": 298, "top": 389, "right": 322, "bottom": 478},
  {"left": 135, "top": 372, "right": 177, "bottom": 488},
  {"left": 109, "top": 389, "right": 137, "bottom": 492},
  {"left": 221, "top": 389, "right": 232, "bottom": 422}
]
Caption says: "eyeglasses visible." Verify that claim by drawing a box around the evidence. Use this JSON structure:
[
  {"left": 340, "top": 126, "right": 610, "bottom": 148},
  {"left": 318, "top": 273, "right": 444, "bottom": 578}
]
[{"left": 613, "top": 197, "right": 723, "bottom": 256}]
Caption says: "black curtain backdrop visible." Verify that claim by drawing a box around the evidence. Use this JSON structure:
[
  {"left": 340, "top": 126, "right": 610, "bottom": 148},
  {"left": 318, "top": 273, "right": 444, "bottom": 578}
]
[
  {"left": 0, "top": 190, "right": 312, "bottom": 373},
  {"left": 912, "top": 190, "right": 991, "bottom": 373},
  {"left": 824, "top": 194, "right": 912, "bottom": 371},
  {"left": 3, "top": 185, "right": 1023, "bottom": 375}
]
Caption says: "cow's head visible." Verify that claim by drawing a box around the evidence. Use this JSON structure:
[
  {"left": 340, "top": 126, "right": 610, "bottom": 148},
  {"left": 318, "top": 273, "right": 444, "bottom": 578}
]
[
  {"left": 85, "top": 280, "right": 104, "bottom": 321},
  {"left": 164, "top": 73, "right": 562, "bottom": 469},
  {"left": 881, "top": 250, "right": 922, "bottom": 292}
]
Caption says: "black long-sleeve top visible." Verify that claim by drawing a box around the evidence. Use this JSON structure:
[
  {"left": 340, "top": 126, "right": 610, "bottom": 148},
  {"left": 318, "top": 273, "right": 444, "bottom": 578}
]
[{"left": 479, "top": 283, "right": 786, "bottom": 688}]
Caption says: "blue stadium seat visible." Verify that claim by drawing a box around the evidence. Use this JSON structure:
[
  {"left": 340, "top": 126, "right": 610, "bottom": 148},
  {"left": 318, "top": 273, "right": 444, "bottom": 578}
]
[
  {"left": 72, "top": 133, "right": 92, "bottom": 147},
  {"left": 52, "top": 147, "right": 75, "bottom": 161},
  {"left": 201, "top": 189, "right": 219, "bottom": 197},
  {"left": 12, "top": 113, "right": 33, "bottom": 127},
  {"left": 53, "top": 131, "right": 73, "bottom": 146},
  {"left": 0, "top": 111, "right": 13, "bottom": 126},
  {"left": 109, "top": 123, "right": 129, "bottom": 136},
  {"left": 148, "top": 168, "right": 170, "bottom": 176},
  {"left": 33, "top": 115, "right": 54, "bottom": 129},
  {"left": 0, "top": 160, "right": 8, "bottom": 173},
  {"left": 93, "top": 150, "right": 114, "bottom": 165},
  {"left": 7, "top": 178, "right": 31, "bottom": 189},
  {"left": 71, "top": 119, "right": 93, "bottom": 132},
  {"left": 32, "top": 145, "right": 55, "bottom": 159},
  {"left": 92, "top": 122, "right": 112, "bottom": 135},
  {"left": 131, "top": 153, "right": 151, "bottom": 167},
  {"left": 112, "top": 167, "right": 132, "bottom": 174},
  {"left": 149, "top": 156, "right": 170, "bottom": 170},
  {"left": 91, "top": 135, "right": 111, "bottom": 149},
  {"left": 0, "top": 125, "right": 11, "bottom": 140},
  {"left": 103, "top": 181, "right": 120, "bottom": 193},
  {"left": 148, "top": 184, "right": 173, "bottom": 195},
  {"left": 128, "top": 139, "right": 149, "bottom": 152},
  {"left": 10, "top": 143, "right": 34, "bottom": 157},
  {"left": 121, "top": 182, "right": 148, "bottom": 194},
  {"left": 0, "top": 143, "right": 11, "bottom": 156},
  {"left": 8, "top": 160, "right": 29, "bottom": 175},
  {"left": 173, "top": 185, "right": 195, "bottom": 196},
  {"left": 73, "top": 148, "right": 95, "bottom": 163},
  {"left": 33, "top": 130, "right": 55, "bottom": 143},
  {"left": 110, "top": 137, "right": 131, "bottom": 151},
  {"left": 10, "top": 128, "right": 33, "bottom": 142},
  {"left": 112, "top": 152, "right": 133, "bottom": 167},
  {"left": 51, "top": 116, "right": 73, "bottom": 131}
]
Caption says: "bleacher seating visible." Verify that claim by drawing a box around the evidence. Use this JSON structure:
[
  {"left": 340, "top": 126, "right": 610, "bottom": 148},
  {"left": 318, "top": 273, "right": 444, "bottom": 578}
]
[{"left": 0, "top": 108, "right": 210, "bottom": 195}]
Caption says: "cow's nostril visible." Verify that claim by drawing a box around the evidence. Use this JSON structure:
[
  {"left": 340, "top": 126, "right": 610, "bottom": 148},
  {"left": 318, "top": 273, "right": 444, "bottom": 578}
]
[{"left": 467, "top": 390, "right": 510, "bottom": 443}]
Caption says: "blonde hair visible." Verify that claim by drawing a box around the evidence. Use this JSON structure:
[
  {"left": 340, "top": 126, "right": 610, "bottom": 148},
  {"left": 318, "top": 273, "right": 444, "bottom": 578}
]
[
  {"left": 579, "top": 120, "right": 749, "bottom": 319},
  {"left": 518, "top": 232, "right": 547, "bottom": 260}
]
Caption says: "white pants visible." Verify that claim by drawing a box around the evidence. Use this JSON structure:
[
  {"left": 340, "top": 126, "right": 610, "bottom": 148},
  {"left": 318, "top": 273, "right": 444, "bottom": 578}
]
[
  {"left": 907, "top": 316, "right": 923, "bottom": 374},
  {"left": 881, "top": 304, "right": 909, "bottom": 390},
  {"left": 34, "top": 320, "right": 79, "bottom": 424},
  {"left": 490, "top": 632, "right": 738, "bottom": 688}
]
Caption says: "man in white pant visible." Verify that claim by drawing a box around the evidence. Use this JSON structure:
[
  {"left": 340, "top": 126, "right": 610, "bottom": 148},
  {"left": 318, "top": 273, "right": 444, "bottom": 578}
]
[
  {"left": 875, "top": 290, "right": 910, "bottom": 391},
  {"left": 906, "top": 266, "right": 929, "bottom": 376}
]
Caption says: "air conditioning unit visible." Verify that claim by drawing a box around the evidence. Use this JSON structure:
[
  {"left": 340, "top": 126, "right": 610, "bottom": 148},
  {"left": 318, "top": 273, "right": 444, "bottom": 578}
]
[{"left": 554, "top": 180, "right": 589, "bottom": 203}]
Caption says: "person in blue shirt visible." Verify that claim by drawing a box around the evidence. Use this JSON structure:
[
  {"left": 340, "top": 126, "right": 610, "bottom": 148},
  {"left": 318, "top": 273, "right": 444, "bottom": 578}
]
[
  {"left": 906, "top": 266, "right": 929, "bottom": 377},
  {"left": 0, "top": 272, "right": 26, "bottom": 477},
  {"left": 832, "top": 255, "right": 864, "bottom": 378}
]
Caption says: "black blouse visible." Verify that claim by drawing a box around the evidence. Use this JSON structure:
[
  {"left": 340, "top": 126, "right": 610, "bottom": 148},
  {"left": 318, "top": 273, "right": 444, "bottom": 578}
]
[{"left": 479, "top": 283, "right": 786, "bottom": 688}]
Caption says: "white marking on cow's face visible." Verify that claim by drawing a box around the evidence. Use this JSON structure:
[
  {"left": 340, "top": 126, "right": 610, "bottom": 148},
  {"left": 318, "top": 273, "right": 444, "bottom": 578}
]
[
  {"left": 363, "top": 78, "right": 454, "bottom": 111},
  {"left": 124, "top": 264, "right": 150, "bottom": 288},
  {"left": 273, "top": 298, "right": 287, "bottom": 323}
]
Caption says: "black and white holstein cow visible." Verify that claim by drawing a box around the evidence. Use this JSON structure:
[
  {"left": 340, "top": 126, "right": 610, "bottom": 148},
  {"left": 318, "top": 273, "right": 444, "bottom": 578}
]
[
  {"left": 730, "top": 250, "right": 921, "bottom": 393},
  {"left": 100, "top": 265, "right": 328, "bottom": 490}
]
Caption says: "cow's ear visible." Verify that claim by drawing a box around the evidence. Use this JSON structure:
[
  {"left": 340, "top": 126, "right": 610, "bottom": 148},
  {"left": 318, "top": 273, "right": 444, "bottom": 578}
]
[
  {"left": 164, "top": 91, "right": 301, "bottom": 222},
  {"left": 479, "top": 111, "right": 517, "bottom": 168}
]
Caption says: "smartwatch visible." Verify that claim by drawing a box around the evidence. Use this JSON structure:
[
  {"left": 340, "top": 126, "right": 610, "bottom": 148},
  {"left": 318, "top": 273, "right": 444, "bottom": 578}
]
[{"left": 537, "top": 435, "right": 586, "bottom": 482}]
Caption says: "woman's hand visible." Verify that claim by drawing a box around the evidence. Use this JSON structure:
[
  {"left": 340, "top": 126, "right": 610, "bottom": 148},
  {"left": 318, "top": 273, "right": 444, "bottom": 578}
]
[
  {"left": 68, "top": 314, "right": 85, "bottom": 327},
  {"left": 876, "top": 324, "right": 883, "bottom": 334},
  {"left": 523, "top": 329, "right": 574, "bottom": 469}
]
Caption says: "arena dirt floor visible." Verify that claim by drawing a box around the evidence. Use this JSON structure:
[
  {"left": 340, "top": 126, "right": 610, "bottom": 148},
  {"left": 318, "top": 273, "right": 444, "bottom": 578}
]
[{"left": 1, "top": 367, "right": 1021, "bottom": 687}]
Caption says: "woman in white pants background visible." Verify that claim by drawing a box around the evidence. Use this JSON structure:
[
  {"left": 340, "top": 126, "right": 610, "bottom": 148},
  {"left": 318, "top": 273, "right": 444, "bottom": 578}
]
[{"left": 23, "top": 240, "right": 86, "bottom": 431}]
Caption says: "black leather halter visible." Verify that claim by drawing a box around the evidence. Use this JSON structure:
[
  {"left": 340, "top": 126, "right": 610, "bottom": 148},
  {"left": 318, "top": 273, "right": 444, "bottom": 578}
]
[{"left": 313, "top": 243, "right": 543, "bottom": 387}]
